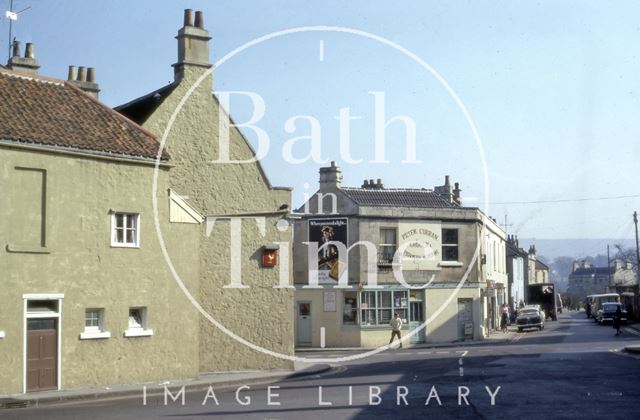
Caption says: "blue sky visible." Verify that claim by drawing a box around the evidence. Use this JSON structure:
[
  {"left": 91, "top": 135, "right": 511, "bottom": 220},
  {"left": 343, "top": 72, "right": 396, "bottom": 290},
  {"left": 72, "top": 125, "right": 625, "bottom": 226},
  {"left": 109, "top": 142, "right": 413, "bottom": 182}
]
[{"left": 3, "top": 0, "right": 639, "bottom": 241}]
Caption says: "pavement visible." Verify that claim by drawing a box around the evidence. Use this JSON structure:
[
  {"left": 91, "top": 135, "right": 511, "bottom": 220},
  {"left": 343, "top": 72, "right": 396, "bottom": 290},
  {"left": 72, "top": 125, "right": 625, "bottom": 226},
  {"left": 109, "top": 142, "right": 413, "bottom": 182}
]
[
  {"left": 0, "top": 362, "right": 332, "bottom": 409},
  {"left": 296, "top": 325, "right": 518, "bottom": 352},
  {"left": 623, "top": 321, "right": 640, "bottom": 353}
]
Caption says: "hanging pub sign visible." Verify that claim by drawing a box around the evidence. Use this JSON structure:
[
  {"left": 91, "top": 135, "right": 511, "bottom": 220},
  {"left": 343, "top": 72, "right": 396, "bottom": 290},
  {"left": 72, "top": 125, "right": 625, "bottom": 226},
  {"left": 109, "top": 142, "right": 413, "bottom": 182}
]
[{"left": 262, "top": 244, "right": 279, "bottom": 267}]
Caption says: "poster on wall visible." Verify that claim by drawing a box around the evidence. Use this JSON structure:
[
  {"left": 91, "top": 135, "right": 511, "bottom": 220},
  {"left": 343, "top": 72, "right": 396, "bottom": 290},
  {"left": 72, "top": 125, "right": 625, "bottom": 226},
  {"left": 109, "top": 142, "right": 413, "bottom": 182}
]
[
  {"left": 309, "top": 218, "right": 348, "bottom": 284},
  {"left": 323, "top": 291, "right": 337, "bottom": 312}
]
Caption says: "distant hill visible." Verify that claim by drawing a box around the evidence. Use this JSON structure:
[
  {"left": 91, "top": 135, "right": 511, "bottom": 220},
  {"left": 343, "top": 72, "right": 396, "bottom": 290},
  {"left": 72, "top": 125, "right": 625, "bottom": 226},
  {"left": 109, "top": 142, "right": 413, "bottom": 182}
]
[{"left": 518, "top": 238, "right": 636, "bottom": 261}]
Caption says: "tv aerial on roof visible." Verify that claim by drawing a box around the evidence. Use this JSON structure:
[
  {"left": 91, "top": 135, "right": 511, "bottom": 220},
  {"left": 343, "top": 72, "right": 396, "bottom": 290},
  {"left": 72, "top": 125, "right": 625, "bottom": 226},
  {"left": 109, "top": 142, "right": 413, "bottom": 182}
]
[{"left": 5, "top": 0, "right": 31, "bottom": 61}]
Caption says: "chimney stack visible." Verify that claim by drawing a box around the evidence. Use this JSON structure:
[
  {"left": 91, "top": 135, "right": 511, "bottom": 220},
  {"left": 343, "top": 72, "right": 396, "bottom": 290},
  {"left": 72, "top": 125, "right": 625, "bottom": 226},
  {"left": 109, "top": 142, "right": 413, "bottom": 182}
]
[
  {"left": 319, "top": 161, "right": 342, "bottom": 190},
  {"left": 68, "top": 65, "right": 100, "bottom": 99},
  {"left": 7, "top": 40, "right": 40, "bottom": 75},
  {"left": 434, "top": 175, "right": 454, "bottom": 203},
  {"left": 173, "top": 9, "right": 212, "bottom": 82},
  {"left": 453, "top": 182, "right": 462, "bottom": 205}
]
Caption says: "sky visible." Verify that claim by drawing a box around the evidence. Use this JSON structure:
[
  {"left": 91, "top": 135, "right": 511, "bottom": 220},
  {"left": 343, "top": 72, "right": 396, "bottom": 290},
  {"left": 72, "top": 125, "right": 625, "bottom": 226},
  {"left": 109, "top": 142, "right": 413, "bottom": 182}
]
[{"left": 2, "top": 0, "right": 639, "bottom": 243}]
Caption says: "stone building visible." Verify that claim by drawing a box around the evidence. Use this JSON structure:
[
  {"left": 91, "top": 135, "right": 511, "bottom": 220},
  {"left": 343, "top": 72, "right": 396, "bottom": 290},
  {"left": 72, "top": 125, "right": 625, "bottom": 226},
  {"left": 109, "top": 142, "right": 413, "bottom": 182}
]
[
  {"left": 567, "top": 258, "right": 636, "bottom": 304},
  {"left": 116, "top": 9, "right": 294, "bottom": 374},
  {"left": 0, "top": 10, "right": 293, "bottom": 395},
  {"left": 292, "top": 164, "right": 507, "bottom": 347},
  {"left": 506, "top": 235, "right": 526, "bottom": 309}
]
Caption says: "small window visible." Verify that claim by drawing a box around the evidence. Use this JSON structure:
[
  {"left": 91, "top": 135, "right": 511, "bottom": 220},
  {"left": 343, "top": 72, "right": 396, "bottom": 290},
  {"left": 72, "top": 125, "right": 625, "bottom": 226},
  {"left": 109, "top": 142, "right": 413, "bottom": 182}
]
[
  {"left": 125, "top": 307, "right": 153, "bottom": 337},
  {"left": 80, "top": 308, "right": 110, "bottom": 340},
  {"left": 442, "top": 229, "right": 459, "bottom": 262},
  {"left": 111, "top": 213, "right": 140, "bottom": 248},
  {"left": 378, "top": 228, "right": 397, "bottom": 266}
]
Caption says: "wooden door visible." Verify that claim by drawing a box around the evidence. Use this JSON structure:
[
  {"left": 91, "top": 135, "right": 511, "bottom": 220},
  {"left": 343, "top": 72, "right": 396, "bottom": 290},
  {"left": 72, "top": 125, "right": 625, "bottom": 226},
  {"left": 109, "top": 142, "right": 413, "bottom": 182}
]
[{"left": 26, "top": 318, "right": 57, "bottom": 392}]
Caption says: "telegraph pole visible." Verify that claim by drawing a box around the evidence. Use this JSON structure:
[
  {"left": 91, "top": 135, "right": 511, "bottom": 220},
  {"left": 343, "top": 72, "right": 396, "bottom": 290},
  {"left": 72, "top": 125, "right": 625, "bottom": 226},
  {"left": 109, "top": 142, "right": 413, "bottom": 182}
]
[
  {"left": 634, "top": 211, "right": 640, "bottom": 275},
  {"left": 607, "top": 244, "right": 612, "bottom": 287}
]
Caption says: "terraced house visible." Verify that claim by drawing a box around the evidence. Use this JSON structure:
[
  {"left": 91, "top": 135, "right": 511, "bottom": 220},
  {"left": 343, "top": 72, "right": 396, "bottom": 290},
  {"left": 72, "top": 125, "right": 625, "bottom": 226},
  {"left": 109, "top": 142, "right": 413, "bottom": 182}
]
[
  {"left": 292, "top": 163, "right": 507, "bottom": 348},
  {"left": 0, "top": 10, "right": 293, "bottom": 395}
]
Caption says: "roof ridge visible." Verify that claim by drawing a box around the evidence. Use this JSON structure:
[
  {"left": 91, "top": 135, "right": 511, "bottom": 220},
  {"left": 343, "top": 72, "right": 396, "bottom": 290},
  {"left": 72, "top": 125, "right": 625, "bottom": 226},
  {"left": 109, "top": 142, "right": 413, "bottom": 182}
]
[
  {"left": 0, "top": 68, "right": 65, "bottom": 86},
  {"left": 341, "top": 186, "right": 435, "bottom": 192}
]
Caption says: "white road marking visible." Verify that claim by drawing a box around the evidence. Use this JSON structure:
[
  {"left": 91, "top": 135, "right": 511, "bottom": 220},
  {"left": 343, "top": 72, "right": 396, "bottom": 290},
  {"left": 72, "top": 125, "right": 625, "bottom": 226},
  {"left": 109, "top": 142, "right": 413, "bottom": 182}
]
[
  {"left": 436, "top": 351, "right": 449, "bottom": 354},
  {"left": 319, "top": 40, "right": 325, "bottom": 61},
  {"left": 457, "top": 350, "right": 468, "bottom": 377},
  {"left": 418, "top": 351, "right": 431, "bottom": 355}
]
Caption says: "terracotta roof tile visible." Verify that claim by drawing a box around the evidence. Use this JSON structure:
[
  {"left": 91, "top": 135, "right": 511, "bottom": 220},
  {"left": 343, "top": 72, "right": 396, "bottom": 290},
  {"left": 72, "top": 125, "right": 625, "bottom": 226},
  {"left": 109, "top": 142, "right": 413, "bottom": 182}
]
[{"left": 0, "top": 69, "right": 168, "bottom": 160}]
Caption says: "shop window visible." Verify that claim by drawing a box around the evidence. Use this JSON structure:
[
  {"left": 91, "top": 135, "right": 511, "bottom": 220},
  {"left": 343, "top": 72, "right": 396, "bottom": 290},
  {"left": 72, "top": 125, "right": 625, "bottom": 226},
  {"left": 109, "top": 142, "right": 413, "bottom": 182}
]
[
  {"left": 360, "top": 291, "right": 408, "bottom": 326},
  {"left": 343, "top": 292, "right": 358, "bottom": 325},
  {"left": 442, "top": 229, "right": 459, "bottom": 261}
]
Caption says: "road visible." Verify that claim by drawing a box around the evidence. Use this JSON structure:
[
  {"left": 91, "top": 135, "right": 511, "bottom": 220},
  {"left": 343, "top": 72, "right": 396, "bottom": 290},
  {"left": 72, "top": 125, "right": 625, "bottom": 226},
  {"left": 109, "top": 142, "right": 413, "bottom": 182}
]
[{"left": 3, "top": 311, "right": 640, "bottom": 419}]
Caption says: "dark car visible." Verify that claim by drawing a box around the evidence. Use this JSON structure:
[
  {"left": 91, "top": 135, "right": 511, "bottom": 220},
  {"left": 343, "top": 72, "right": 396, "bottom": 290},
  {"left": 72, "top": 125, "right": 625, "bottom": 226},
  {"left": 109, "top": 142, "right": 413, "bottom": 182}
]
[
  {"left": 516, "top": 307, "right": 545, "bottom": 332},
  {"left": 596, "top": 302, "right": 628, "bottom": 325}
]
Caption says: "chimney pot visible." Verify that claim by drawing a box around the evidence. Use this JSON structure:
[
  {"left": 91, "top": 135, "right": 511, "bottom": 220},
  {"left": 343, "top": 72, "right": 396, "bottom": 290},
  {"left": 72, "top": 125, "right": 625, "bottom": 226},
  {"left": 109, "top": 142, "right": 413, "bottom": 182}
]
[
  {"left": 77, "top": 66, "right": 87, "bottom": 82},
  {"left": 87, "top": 67, "right": 96, "bottom": 83},
  {"left": 184, "top": 9, "right": 194, "bottom": 26},
  {"left": 24, "top": 43, "right": 34, "bottom": 59},
  {"left": 11, "top": 39, "right": 20, "bottom": 58},
  {"left": 445, "top": 175, "right": 451, "bottom": 187},
  {"left": 194, "top": 11, "right": 204, "bottom": 29},
  {"left": 363, "top": 180, "right": 369, "bottom": 187},
  {"left": 68, "top": 65, "right": 76, "bottom": 81}
]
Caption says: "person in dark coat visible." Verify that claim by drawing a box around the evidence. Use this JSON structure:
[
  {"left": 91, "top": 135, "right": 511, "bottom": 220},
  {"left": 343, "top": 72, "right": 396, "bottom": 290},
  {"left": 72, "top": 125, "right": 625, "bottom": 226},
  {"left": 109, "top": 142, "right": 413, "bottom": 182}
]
[
  {"left": 613, "top": 306, "right": 623, "bottom": 336},
  {"left": 500, "top": 311, "right": 509, "bottom": 333}
]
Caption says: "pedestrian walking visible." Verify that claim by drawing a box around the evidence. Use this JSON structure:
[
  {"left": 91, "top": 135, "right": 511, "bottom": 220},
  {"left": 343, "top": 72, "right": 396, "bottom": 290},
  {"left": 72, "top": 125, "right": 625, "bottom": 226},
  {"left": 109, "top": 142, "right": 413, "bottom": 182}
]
[
  {"left": 389, "top": 313, "right": 403, "bottom": 348},
  {"left": 500, "top": 310, "right": 509, "bottom": 333},
  {"left": 613, "top": 306, "right": 623, "bottom": 336}
]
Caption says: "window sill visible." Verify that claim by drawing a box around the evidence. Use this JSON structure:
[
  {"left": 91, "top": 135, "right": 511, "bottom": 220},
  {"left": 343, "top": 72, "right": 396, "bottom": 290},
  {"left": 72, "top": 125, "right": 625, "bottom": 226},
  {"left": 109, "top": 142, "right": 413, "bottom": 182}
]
[
  {"left": 0, "top": 330, "right": 5, "bottom": 339},
  {"left": 439, "top": 261, "right": 463, "bottom": 267},
  {"left": 80, "top": 331, "right": 111, "bottom": 340},
  {"left": 110, "top": 243, "right": 140, "bottom": 249},
  {"left": 6, "top": 244, "right": 51, "bottom": 254},
  {"left": 124, "top": 328, "right": 153, "bottom": 337}
]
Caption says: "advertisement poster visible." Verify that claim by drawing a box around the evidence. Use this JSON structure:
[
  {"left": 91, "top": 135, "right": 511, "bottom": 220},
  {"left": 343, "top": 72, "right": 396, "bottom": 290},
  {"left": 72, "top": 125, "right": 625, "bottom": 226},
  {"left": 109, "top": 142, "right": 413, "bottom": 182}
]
[{"left": 308, "top": 218, "right": 348, "bottom": 284}]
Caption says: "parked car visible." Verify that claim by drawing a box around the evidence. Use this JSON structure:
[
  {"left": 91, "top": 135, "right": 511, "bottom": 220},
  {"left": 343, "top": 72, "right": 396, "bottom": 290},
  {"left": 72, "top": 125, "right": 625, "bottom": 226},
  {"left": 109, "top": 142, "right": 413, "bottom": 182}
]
[
  {"left": 596, "top": 302, "right": 628, "bottom": 325},
  {"left": 516, "top": 307, "right": 545, "bottom": 332}
]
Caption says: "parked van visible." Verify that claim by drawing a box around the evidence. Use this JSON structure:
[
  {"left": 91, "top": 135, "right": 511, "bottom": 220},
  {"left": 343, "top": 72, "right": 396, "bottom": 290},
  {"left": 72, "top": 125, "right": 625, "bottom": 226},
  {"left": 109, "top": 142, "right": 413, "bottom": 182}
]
[{"left": 589, "top": 293, "right": 620, "bottom": 320}]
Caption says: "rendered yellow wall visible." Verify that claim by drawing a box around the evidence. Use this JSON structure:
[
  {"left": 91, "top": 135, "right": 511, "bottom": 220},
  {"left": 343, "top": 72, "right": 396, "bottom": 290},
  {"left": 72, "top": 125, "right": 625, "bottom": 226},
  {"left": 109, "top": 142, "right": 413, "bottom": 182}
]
[
  {"left": 140, "top": 66, "right": 294, "bottom": 372},
  {"left": 0, "top": 147, "right": 201, "bottom": 394}
]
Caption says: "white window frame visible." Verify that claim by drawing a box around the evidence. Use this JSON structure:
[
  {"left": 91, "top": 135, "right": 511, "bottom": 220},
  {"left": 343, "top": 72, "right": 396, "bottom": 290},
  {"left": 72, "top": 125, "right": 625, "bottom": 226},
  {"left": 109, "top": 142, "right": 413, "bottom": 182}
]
[
  {"left": 80, "top": 308, "right": 111, "bottom": 340},
  {"left": 359, "top": 290, "right": 408, "bottom": 327},
  {"left": 378, "top": 228, "right": 397, "bottom": 266},
  {"left": 124, "top": 307, "right": 153, "bottom": 337},
  {"left": 110, "top": 212, "right": 140, "bottom": 248}
]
